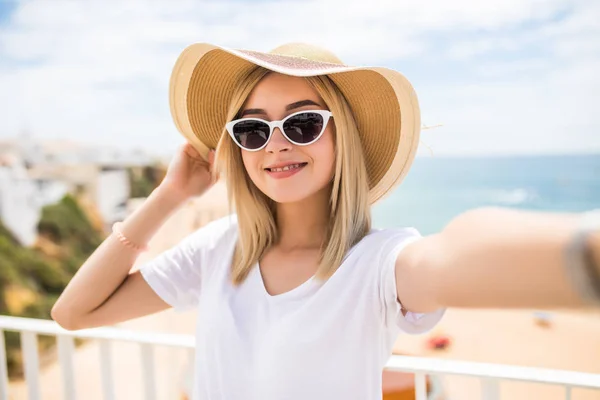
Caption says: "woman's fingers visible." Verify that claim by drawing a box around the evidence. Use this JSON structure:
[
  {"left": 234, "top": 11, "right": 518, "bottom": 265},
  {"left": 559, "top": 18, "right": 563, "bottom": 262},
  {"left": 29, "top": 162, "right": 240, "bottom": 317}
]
[
  {"left": 181, "top": 144, "right": 218, "bottom": 186},
  {"left": 182, "top": 143, "right": 205, "bottom": 161}
]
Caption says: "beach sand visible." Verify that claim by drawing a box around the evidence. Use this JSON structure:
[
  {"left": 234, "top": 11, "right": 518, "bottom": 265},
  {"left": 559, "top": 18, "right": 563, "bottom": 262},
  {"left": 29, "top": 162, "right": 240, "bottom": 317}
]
[
  {"left": 394, "top": 308, "right": 600, "bottom": 400},
  {"left": 8, "top": 181, "right": 600, "bottom": 399}
]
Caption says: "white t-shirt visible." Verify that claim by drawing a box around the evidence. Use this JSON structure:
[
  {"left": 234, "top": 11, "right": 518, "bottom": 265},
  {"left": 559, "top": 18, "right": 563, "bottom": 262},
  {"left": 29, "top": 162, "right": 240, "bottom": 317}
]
[{"left": 140, "top": 215, "right": 445, "bottom": 400}]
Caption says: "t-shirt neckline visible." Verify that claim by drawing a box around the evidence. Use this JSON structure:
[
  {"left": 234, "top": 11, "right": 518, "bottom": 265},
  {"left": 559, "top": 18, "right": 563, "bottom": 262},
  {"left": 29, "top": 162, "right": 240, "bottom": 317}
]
[{"left": 253, "top": 261, "right": 318, "bottom": 302}]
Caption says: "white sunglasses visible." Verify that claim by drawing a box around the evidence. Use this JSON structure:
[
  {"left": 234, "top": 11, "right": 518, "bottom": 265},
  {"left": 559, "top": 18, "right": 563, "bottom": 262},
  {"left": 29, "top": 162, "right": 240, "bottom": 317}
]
[{"left": 225, "top": 110, "right": 333, "bottom": 151}]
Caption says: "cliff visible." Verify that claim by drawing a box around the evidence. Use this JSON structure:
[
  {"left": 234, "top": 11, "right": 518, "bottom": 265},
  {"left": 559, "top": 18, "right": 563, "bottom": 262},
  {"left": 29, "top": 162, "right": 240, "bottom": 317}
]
[{"left": 0, "top": 194, "right": 104, "bottom": 377}]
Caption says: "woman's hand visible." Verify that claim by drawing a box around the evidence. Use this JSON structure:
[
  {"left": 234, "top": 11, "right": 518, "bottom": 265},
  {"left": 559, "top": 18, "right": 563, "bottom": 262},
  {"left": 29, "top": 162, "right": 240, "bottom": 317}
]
[
  {"left": 157, "top": 143, "right": 218, "bottom": 203},
  {"left": 395, "top": 208, "right": 595, "bottom": 312}
]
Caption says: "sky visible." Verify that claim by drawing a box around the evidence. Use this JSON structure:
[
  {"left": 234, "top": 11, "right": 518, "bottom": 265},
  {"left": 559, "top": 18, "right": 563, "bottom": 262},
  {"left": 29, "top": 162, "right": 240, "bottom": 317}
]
[{"left": 0, "top": 0, "right": 599, "bottom": 157}]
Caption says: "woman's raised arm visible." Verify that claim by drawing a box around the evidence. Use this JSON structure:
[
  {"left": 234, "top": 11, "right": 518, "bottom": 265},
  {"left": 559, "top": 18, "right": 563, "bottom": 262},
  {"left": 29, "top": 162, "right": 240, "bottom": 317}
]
[
  {"left": 51, "top": 144, "right": 216, "bottom": 330},
  {"left": 395, "top": 207, "right": 600, "bottom": 313},
  {"left": 51, "top": 187, "right": 184, "bottom": 330}
]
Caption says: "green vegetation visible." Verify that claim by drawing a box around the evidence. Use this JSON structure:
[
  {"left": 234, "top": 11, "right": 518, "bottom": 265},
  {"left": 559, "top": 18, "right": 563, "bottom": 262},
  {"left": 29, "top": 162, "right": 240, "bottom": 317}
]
[
  {"left": 128, "top": 165, "right": 165, "bottom": 198},
  {"left": 0, "top": 194, "right": 104, "bottom": 378}
]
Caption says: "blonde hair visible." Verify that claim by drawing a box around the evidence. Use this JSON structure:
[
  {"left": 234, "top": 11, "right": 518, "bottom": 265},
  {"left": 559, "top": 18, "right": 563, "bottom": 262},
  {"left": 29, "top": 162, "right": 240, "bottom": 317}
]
[{"left": 214, "top": 68, "right": 371, "bottom": 285}]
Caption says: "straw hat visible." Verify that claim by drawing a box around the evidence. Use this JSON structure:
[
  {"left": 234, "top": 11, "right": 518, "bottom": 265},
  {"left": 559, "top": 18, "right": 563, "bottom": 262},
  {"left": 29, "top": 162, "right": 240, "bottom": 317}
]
[{"left": 169, "top": 42, "right": 421, "bottom": 204}]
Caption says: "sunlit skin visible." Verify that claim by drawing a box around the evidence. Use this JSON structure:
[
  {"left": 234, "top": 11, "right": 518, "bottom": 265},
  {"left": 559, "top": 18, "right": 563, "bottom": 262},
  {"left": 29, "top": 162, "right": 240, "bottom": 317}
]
[
  {"left": 238, "top": 73, "right": 337, "bottom": 285},
  {"left": 240, "top": 73, "right": 336, "bottom": 206}
]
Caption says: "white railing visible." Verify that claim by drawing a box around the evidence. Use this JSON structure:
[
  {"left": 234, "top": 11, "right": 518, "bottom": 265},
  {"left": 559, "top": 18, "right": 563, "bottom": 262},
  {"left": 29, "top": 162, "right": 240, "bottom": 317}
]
[
  {"left": 1, "top": 315, "right": 600, "bottom": 400},
  {"left": 0, "top": 316, "right": 195, "bottom": 400}
]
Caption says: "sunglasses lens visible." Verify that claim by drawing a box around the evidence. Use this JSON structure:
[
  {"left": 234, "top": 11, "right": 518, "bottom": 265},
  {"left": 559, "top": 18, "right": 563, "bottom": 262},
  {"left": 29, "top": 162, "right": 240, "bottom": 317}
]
[
  {"left": 283, "top": 112, "right": 325, "bottom": 144},
  {"left": 232, "top": 120, "right": 270, "bottom": 150}
]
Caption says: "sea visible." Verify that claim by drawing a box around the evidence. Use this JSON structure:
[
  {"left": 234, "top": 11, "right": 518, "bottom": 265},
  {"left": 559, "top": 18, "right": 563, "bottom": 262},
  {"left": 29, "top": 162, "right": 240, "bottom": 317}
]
[{"left": 372, "top": 153, "right": 600, "bottom": 235}]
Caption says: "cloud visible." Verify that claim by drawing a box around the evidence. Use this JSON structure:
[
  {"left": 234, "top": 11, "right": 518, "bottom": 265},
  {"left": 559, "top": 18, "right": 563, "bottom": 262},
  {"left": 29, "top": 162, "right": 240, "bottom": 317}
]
[{"left": 0, "top": 0, "right": 599, "bottom": 156}]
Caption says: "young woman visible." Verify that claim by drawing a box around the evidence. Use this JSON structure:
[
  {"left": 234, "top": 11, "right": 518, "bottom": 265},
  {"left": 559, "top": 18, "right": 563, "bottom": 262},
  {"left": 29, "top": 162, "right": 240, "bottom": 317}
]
[{"left": 52, "top": 43, "right": 600, "bottom": 400}]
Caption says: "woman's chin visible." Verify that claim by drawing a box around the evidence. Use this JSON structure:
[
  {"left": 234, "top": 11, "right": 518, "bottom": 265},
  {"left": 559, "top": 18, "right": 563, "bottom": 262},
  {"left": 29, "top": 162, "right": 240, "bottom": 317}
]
[{"left": 262, "top": 187, "right": 319, "bottom": 204}]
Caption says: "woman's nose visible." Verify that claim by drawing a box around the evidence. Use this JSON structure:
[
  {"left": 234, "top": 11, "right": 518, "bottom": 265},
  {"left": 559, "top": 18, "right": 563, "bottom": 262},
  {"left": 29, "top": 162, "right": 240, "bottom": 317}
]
[{"left": 265, "top": 127, "right": 292, "bottom": 153}]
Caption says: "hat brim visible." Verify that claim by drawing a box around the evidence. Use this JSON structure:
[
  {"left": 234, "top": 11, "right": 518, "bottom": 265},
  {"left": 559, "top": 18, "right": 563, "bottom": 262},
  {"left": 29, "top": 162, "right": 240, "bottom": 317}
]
[{"left": 169, "top": 43, "right": 420, "bottom": 204}]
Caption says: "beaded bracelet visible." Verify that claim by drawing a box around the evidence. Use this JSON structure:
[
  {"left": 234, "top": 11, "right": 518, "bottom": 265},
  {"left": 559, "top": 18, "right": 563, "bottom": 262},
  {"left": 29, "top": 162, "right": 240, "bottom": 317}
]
[
  {"left": 564, "top": 209, "right": 600, "bottom": 306},
  {"left": 111, "top": 222, "right": 149, "bottom": 252}
]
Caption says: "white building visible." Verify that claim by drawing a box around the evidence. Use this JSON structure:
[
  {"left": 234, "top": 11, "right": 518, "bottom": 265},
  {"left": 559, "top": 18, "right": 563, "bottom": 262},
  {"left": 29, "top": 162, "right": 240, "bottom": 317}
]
[
  {"left": 96, "top": 166, "right": 130, "bottom": 226},
  {"left": 0, "top": 137, "right": 159, "bottom": 243},
  {"left": 0, "top": 154, "right": 68, "bottom": 246}
]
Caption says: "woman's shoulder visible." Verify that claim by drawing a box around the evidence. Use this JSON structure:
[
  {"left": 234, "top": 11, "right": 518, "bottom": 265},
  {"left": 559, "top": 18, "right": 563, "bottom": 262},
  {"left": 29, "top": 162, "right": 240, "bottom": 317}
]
[
  {"left": 346, "top": 226, "right": 422, "bottom": 260},
  {"left": 362, "top": 226, "right": 422, "bottom": 244},
  {"left": 183, "top": 214, "right": 239, "bottom": 251}
]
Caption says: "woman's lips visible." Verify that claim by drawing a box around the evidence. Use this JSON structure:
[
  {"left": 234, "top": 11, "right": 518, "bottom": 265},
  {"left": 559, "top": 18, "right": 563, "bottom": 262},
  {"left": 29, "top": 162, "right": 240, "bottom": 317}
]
[{"left": 264, "top": 163, "right": 307, "bottom": 179}]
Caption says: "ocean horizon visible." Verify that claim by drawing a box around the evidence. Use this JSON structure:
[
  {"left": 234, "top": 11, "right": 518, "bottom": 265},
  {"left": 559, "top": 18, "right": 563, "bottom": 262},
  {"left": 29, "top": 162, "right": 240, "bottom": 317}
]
[{"left": 372, "top": 153, "right": 600, "bottom": 235}]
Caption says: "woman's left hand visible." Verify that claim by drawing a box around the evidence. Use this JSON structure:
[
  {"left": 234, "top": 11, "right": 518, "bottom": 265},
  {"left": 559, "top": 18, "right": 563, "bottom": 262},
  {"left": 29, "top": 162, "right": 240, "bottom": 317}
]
[{"left": 395, "top": 207, "right": 600, "bottom": 313}]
